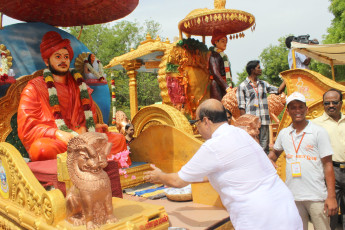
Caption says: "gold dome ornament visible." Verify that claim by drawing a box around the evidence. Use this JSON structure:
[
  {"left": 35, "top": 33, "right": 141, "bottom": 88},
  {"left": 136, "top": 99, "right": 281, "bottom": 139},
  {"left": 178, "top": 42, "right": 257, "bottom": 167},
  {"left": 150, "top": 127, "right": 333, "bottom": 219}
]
[{"left": 178, "top": 0, "right": 256, "bottom": 40}]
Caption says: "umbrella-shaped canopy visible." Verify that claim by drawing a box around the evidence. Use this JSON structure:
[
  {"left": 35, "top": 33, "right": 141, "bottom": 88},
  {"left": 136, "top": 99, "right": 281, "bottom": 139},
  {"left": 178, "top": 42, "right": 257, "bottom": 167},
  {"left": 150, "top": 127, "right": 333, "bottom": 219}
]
[
  {"left": 0, "top": 0, "right": 139, "bottom": 27},
  {"left": 178, "top": 0, "right": 255, "bottom": 39}
]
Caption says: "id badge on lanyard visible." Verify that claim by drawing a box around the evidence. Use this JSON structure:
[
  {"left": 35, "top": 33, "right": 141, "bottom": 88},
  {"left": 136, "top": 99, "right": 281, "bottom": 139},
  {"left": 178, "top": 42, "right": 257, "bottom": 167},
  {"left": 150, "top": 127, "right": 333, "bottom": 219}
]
[
  {"left": 291, "top": 132, "right": 305, "bottom": 178},
  {"left": 254, "top": 98, "right": 259, "bottom": 107},
  {"left": 291, "top": 162, "right": 301, "bottom": 177}
]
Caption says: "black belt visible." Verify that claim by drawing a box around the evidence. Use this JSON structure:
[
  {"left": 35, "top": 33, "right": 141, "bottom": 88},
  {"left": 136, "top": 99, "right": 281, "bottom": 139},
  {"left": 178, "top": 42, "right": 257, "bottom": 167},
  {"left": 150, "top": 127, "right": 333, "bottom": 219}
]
[{"left": 333, "top": 162, "right": 345, "bottom": 168}]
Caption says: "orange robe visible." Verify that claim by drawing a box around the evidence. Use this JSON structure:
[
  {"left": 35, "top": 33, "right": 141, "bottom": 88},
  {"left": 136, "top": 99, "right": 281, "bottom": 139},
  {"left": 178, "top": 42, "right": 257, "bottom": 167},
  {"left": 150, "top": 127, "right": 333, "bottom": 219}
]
[{"left": 17, "top": 73, "right": 128, "bottom": 163}]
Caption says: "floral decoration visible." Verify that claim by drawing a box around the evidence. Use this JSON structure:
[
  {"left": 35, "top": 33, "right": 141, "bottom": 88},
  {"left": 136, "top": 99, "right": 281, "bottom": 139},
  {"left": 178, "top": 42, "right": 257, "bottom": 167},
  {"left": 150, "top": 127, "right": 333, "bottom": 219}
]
[{"left": 43, "top": 68, "right": 96, "bottom": 134}]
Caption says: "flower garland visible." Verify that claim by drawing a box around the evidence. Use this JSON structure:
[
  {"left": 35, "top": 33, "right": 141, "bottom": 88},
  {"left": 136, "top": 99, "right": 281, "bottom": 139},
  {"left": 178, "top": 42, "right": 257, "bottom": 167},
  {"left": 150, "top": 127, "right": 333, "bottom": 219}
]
[
  {"left": 43, "top": 68, "right": 96, "bottom": 134},
  {"left": 111, "top": 73, "right": 117, "bottom": 125}
]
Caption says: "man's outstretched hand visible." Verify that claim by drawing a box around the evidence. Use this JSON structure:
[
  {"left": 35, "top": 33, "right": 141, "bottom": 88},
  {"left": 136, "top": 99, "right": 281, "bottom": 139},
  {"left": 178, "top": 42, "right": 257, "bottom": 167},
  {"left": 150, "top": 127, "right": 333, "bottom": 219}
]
[{"left": 144, "top": 164, "right": 163, "bottom": 184}]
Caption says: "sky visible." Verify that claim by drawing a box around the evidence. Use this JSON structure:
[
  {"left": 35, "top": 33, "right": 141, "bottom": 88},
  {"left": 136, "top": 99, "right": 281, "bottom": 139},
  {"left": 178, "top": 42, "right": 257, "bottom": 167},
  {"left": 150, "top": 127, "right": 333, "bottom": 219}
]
[{"left": 2, "top": 0, "right": 334, "bottom": 83}]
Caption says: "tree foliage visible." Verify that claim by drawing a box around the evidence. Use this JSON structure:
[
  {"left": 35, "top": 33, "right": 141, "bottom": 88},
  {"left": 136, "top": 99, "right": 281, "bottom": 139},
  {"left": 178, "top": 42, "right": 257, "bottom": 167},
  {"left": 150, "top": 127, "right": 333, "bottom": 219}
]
[
  {"left": 235, "top": 36, "right": 288, "bottom": 87},
  {"left": 311, "top": 0, "right": 345, "bottom": 81},
  {"left": 259, "top": 36, "right": 289, "bottom": 86},
  {"left": 237, "top": 0, "right": 345, "bottom": 85},
  {"left": 235, "top": 67, "right": 247, "bottom": 86},
  {"left": 65, "top": 20, "right": 163, "bottom": 122}
]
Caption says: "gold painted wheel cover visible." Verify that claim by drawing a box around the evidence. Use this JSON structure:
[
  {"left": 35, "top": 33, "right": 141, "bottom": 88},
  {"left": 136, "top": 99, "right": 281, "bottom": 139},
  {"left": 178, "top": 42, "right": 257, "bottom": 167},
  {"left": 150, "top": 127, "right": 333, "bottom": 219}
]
[{"left": 131, "top": 104, "right": 193, "bottom": 137}]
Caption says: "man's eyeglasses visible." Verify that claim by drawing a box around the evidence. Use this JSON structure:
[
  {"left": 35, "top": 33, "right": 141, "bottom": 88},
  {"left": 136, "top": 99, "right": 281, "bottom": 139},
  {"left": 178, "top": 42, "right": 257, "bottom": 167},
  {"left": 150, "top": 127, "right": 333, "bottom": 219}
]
[
  {"left": 323, "top": 101, "right": 341, "bottom": 106},
  {"left": 189, "top": 118, "right": 202, "bottom": 125}
]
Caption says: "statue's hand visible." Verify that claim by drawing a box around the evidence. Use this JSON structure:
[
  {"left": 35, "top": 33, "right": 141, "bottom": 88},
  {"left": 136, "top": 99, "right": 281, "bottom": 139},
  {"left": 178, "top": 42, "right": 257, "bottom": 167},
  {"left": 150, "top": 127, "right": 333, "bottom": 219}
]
[
  {"left": 55, "top": 130, "right": 75, "bottom": 145},
  {"left": 95, "top": 124, "right": 108, "bottom": 133}
]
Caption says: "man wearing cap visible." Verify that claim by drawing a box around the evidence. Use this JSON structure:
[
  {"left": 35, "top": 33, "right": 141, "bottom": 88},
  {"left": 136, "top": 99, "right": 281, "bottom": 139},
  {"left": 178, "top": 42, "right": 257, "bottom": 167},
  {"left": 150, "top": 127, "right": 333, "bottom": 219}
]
[
  {"left": 17, "top": 31, "right": 127, "bottom": 162},
  {"left": 237, "top": 60, "right": 286, "bottom": 154},
  {"left": 312, "top": 89, "right": 345, "bottom": 230},
  {"left": 268, "top": 92, "right": 337, "bottom": 230},
  {"left": 208, "top": 32, "right": 232, "bottom": 101},
  {"left": 145, "top": 98, "right": 303, "bottom": 230}
]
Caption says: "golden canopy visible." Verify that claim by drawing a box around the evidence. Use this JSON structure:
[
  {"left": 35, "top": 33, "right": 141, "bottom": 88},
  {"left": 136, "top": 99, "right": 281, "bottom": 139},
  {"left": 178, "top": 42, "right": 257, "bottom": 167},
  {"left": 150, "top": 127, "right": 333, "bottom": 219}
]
[{"left": 178, "top": 0, "right": 255, "bottom": 39}]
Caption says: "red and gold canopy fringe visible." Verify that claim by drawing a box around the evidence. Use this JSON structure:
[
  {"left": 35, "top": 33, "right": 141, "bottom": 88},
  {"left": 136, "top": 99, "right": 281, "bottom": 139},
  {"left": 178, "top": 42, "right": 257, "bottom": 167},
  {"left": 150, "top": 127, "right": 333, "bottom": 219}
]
[
  {"left": 178, "top": 0, "right": 255, "bottom": 39},
  {"left": 0, "top": 0, "right": 139, "bottom": 27}
]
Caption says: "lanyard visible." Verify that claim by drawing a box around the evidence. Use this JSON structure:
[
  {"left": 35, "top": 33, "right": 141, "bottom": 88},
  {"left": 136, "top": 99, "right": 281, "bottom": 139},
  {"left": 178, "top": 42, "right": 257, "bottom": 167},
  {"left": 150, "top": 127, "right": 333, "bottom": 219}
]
[
  {"left": 291, "top": 132, "right": 305, "bottom": 154},
  {"left": 249, "top": 82, "right": 259, "bottom": 98}
]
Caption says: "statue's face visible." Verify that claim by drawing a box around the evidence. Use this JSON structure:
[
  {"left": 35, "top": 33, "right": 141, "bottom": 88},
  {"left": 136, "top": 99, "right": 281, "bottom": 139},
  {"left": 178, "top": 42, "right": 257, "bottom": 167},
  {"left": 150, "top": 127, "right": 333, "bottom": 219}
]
[
  {"left": 46, "top": 48, "right": 70, "bottom": 75},
  {"left": 215, "top": 37, "right": 227, "bottom": 51}
]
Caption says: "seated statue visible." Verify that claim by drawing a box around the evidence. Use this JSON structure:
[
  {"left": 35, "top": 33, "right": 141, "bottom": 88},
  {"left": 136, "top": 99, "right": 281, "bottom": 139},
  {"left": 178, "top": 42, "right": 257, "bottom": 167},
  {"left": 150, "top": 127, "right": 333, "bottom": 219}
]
[
  {"left": 0, "top": 51, "right": 9, "bottom": 81},
  {"left": 83, "top": 53, "right": 106, "bottom": 80},
  {"left": 17, "top": 31, "right": 128, "bottom": 164}
]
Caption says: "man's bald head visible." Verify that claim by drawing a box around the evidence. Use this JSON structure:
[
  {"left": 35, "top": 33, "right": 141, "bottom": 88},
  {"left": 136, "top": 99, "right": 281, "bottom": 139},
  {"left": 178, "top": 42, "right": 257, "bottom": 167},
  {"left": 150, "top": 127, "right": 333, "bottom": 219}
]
[{"left": 197, "top": 99, "right": 227, "bottom": 123}]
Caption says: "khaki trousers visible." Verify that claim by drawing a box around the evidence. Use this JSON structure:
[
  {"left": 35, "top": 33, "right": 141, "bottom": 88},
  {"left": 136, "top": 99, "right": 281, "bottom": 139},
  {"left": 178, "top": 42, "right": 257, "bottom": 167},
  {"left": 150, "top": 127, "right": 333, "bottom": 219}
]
[{"left": 295, "top": 200, "right": 330, "bottom": 230}]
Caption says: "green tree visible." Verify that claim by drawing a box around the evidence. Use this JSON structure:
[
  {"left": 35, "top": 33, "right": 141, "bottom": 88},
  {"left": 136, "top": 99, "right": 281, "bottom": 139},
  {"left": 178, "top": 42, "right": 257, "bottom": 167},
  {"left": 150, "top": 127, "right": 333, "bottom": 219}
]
[
  {"left": 259, "top": 36, "right": 289, "bottom": 86},
  {"left": 235, "top": 36, "right": 288, "bottom": 87},
  {"left": 65, "top": 20, "right": 163, "bottom": 122},
  {"left": 312, "top": 0, "right": 345, "bottom": 81},
  {"left": 235, "top": 68, "right": 247, "bottom": 86},
  {"left": 324, "top": 0, "right": 345, "bottom": 43},
  {"left": 235, "top": 36, "right": 289, "bottom": 87}
]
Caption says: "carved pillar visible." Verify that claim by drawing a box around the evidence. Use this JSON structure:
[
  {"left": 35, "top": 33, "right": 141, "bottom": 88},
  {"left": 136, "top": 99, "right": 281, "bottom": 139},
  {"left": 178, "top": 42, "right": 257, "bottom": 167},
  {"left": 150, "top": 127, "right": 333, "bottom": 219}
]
[{"left": 123, "top": 60, "right": 142, "bottom": 119}]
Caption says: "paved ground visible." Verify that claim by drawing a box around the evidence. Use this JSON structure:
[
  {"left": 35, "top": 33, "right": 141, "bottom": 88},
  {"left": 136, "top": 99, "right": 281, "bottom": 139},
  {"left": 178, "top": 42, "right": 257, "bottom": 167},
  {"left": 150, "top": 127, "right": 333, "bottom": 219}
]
[{"left": 308, "top": 221, "right": 342, "bottom": 229}]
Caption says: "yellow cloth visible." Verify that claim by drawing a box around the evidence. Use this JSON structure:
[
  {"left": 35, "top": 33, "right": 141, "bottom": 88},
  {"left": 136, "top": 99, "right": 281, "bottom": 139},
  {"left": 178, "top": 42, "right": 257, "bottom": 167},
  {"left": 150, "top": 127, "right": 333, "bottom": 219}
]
[{"left": 312, "top": 113, "right": 345, "bottom": 162}]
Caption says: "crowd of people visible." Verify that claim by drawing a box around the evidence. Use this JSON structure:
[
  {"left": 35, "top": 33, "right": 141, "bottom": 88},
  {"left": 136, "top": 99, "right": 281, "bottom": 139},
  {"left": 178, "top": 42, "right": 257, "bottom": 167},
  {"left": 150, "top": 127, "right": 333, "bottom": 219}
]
[{"left": 15, "top": 30, "right": 344, "bottom": 229}]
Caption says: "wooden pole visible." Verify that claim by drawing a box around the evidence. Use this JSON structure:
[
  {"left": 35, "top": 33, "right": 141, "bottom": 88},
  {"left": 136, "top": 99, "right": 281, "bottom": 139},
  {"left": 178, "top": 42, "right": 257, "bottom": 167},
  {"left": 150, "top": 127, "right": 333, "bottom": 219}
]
[
  {"left": 0, "top": 12, "right": 3, "bottom": 30},
  {"left": 331, "top": 60, "right": 335, "bottom": 81},
  {"left": 77, "top": 25, "right": 84, "bottom": 40},
  {"left": 292, "top": 50, "right": 297, "bottom": 69}
]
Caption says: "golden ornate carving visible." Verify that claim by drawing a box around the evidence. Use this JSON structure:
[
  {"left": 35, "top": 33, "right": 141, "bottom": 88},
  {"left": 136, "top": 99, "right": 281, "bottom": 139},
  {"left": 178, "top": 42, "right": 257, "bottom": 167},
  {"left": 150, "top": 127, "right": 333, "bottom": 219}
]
[
  {"left": 158, "top": 43, "right": 210, "bottom": 117},
  {"left": 0, "top": 70, "right": 42, "bottom": 142},
  {"left": 131, "top": 104, "right": 193, "bottom": 137},
  {"left": 0, "top": 142, "right": 66, "bottom": 228},
  {"left": 105, "top": 39, "right": 171, "bottom": 69}
]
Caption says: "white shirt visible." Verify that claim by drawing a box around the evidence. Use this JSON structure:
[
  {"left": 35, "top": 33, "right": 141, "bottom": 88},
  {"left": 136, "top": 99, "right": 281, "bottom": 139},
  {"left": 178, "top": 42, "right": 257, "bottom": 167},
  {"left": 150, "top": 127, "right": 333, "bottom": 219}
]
[
  {"left": 288, "top": 50, "right": 309, "bottom": 69},
  {"left": 178, "top": 124, "right": 302, "bottom": 230},
  {"left": 274, "top": 121, "right": 333, "bottom": 201}
]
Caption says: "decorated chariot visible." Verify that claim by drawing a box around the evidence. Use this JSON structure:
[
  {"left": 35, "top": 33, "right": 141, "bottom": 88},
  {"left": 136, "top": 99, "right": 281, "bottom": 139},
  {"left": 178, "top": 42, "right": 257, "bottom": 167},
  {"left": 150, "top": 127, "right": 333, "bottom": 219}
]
[{"left": 0, "top": 0, "right": 344, "bottom": 229}]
